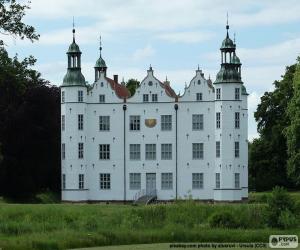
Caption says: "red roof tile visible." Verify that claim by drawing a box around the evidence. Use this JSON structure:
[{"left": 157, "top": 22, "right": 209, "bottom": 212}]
[{"left": 105, "top": 77, "right": 131, "bottom": 99}]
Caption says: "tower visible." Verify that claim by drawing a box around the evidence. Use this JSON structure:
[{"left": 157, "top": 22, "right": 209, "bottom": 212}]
[
  {"left": 213, "top": 20, "right": 248, "bottom": 200},
  {"left": 94, "top": 36, "right": 107, "bottom": 81},
  {"left": 61, "top": 25, "right": 88, "bottom": 201}
]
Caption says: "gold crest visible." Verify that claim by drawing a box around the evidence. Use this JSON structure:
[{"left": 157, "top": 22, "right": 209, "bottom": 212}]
[{"left": 145, "top": 119, "right": 157, "bottom": 128}]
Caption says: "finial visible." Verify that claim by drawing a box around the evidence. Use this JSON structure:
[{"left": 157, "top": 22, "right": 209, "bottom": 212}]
[
  {"left": 165, "top": 75, "right": 168, "bottom": 81},
  {"left": 72, "top": 16, "right": 75, "bottom": 42},
  {"left": 226, "top": 12, "right": 229, "bottom": 38},
  {"left": 99, "top": 35, "right": 102, "bottom": 57},
  {"left": 149, "top": 64, "right": 152, "bottom": 70},
  {"left": 197, "top": 64, "right": 200, "bottom": 71}
]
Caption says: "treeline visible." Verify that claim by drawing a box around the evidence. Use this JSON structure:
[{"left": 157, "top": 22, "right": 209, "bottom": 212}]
[{"left": 249, "top": 59, "right": 300, "bottom": 191}]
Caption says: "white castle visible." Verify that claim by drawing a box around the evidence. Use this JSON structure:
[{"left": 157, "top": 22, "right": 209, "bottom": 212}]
[{"left": 61, "top": 23, "right": 248, "bottom": 202}]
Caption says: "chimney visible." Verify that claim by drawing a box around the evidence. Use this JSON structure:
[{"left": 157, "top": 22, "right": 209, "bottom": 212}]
[{"left": 113, "top": 74, "right": 118, "bottom": 83}]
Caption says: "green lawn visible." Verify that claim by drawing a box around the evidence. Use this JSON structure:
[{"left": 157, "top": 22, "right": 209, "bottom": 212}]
[{"left": 0, "top": 193, "right": 299, "bottom": 249}]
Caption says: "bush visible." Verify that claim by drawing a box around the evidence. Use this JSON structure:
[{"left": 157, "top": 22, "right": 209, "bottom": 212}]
[
  {"left": 278, "top": 210, "right": 297, "bottom": 229},
  {"left": 35, "top": 192, "right": 60, "bottom": 204},
  {"left": 266, "top": 186, "right": 296, "bottom": 228},
  {"left": 208, "top": 211, "right": 238, "bottom": 228}
]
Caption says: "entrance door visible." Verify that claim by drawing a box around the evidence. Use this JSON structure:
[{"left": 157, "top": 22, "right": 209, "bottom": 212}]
[{"left": 146, "top": 173, "right": 156, "bottom": 195}]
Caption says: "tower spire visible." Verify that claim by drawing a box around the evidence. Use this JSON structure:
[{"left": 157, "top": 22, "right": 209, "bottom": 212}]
[
  {"left": 99, "top": 35, "right": 102, "bottom": 57},
  {"left": 226, "top": 12, "right": 229, "bottom": 38},
  {"left": 72, "top": 16, "right": 75, "bottom": 42}
]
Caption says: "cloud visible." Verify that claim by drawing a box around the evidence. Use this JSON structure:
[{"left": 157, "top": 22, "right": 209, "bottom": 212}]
[
  {"left": 157, "top": 31, "right": 215, "bottom": 44},
  {"left": 132, "top": 45, "right": 155, "bottom": 61}
]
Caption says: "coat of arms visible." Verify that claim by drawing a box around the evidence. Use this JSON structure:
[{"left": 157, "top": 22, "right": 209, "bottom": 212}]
[{"left": 145, "top": 119, "right": 157, "bottom": 128}]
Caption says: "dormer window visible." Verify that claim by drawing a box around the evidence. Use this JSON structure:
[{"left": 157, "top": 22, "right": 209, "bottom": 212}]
[
  {"left": 196, "top": 93, "right": 202, "bottom": 101},
  {"left": 143, "top": 94, "right": 149, "bottom": 102},
  {"left": 197, "top": 80, "right": 201, "bottom": 85},
  {"left": 99, "top": 95, "right": 105, "bottom": 103}
]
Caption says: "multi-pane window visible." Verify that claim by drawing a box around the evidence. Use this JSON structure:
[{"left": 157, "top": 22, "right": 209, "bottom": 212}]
[
  {"left": 161, "top": 115, "right": 172, "bottom": 131},
  {"left": 192, "top": 173, "right": 204, "bottom": 189},
  {"left": 100, "top": 173, "right": 111, "bottom": 189},
  {"left": 216, "top": 141, "right": 220, "bottom": 158},
  {"left": 130, "top": 144, "right": 141, "bottom": 160},
  {"left": 62, "top": 143, "right": 65, "bottom": 159},
  {"left": 161, "top": 144, "right": 172, "bottom": 160},
  {"left": 62, "top": 174, "right": 66, "bottom": 189},
  {"left": 99, "top": 116, "right": 110, "bottom": 131},
  {"left": 61, "top": 91, "right": 65, "bottom": 103},
  {"left": 192, "top": 143, "right": 204, "bottom": 159},
  {"left": 196, "top": 92, "right": 202, "bottom": 101},
  {"left": 216, "top": 112, "right": 221, "bottom": 129},
  {"left": 235, "top": 141, "right": 240, "bottom": 158},
  {"left": 235, "top": 173, "right": 240, "bottom": 189},
  {"left": 78, "top": 114, "right": 83, "bottom": 130},
  {"left": 235, "top": 112, "right": 240, "bottom": 129},
  {"left": 62, "top": 115, "right": 65, "bottom": 131},
  {"left": 79, "top": 174, "right": 84, "bottom": 189},
  {"left": 145, "top": 144, "right": 156, "bottom": 160},
  {"left": 143, "top": 94, "right": 149, "bottom": 102},
  {"left": 99, "top": 144, "right": 110, "bottom": 160},
  {"left": 192, "top": 114, "right": 204, "bottom": 130},
  {"left": 152, "top": 94, "right": 158, "bottom": 102},
  {"left": 235, "top": 88, "right": 240, "bottom": 100},
  {"left": 216, "top": 88, "right": 221, "bottom": 100},
  {"left": 78, "top": 90, "right": 83, "bottom": 102},
  {"left": 130, "top": 116, "right": 140, "bottom": 131},
  {"left": 161, "top": 173, "right": 173, "bottom": 190},
  {"left": 78, "top": 143, "right": 84, "bottom": 159},
  {"left": 99, "top": 94, "right": 105, "bottom": 103},
  {"left": 129, "top": 173, "right": 141, "bottom": 190},
  {"left": 215, "top": 173, "right": 220, "bottom": 189}
]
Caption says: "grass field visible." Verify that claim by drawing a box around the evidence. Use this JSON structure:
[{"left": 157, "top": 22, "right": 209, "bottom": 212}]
[{"left": 0, "top": 192, "right": 299, "bottom": 250}]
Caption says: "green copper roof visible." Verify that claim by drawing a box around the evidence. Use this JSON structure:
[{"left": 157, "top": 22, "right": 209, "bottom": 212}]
[
  {"left": 241, "top": 85, "right": 248, "bottom": 95},
  {"left": 62, "top": 68, "right": 86, "bottom": 86},
  {"left": 232, "top": 53, "right": 241, "bottom": 64},
  {"left": 68, "top": 41, "right": 81, "bottom": 53},
  {"left": 221, "top": 36, "right": 235, "bottom": 49},
  {"left": 95, "top": 56, "right": 106, "bottom": 68},
  {"left": 214, "top": 66, "right": 242, "bottom": 84}
]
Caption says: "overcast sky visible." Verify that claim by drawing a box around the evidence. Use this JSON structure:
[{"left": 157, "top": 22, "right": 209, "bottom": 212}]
[{"left": 3, "top": 0, "right": 300, "bottom": 140}]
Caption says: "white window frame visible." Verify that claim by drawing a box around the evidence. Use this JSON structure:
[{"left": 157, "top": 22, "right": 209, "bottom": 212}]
[
  {"left": 62, "top": 174, "right": 66, "bottom": 189},
  {"left": 161, "top": 173, "right": 173, "bottom": 190},
  {"left": 61, "top": 91, "right": 65, "bottom": 103},
  {"left": 216, "top": 112, "right": 221, "bottom": 129},
  {"left": 161, "top": 144, "right": 172, "bottom": 160},
  {"left": 100, "top": 173, "right": 111, "bottom": 190},
  {"left": 235, "top": 112, "right": 240, "bottom": 129},
  {"left": 215, "top": 173, "right": 220, "bottom": 189},
  {"left": 62, "top": 143, "right": 65, "bottom": 160},
  {"left": 129, "top": 173, "right": 141, "bottom": 190},
  {"left": 61, "top": 115, "right": 65, "bottom": 131},
  {"left": 216, "top": 88, "right": 221, "bottom": 100},
  {"left": 192, "top": 173, "right": 204, "bottom": 189},
  {"left": 235, "top": 141, "right": 240, "bottom": 158},
  {"left": 130, "top": 115, "right": 140, "bottom": 131},
  {"left": 196, "top": 92, "right": 202, "bottom": 101},
  {"left": 79, "top": 174, "right": 84, "bottom": 189},
  {"left": 145, "top": 144, "right": 156, "bottom": 160},
  {"left": 161, "top": 115, "right": 172, "bottom": 131},
  {"left": 143, "top": 94, "right": 149, "bottom": 102},
  {"left": 78, "top": 90, "right": 83, "bottom": 102},
  {"left": 99, "top": 144, "right": 110, "bottom": 160},
  {"left": 216, "top": 141, "right": 220, "bottom": 158},
  {"left": 78, "top": 143, "right": 84, "bottom": 159},
  {"left": 235, "top": 88, "right": 240, "bottom": 100},
  {"left": 235, "top": 173, "right": 240, "bottom": 189},
  {"left": 130, "top": 144, "right": 141, "bottom": 160},
  {"left": 99, "top": 94, "right": 105, "bottom": 103},
  {"left": 152, "top": 94, "right": 158, "bottom": 102},
  {"left": 78, "top": 114, "right": 84, "bottom": 130},
  {"left": 99, "top": 116, "right": 110, "bottom": 131},
  {"left": 192, "top": 114, "right": 204, "bottom": 130},
  {"left": 192, "top": 143, "right": 204, "bottom": 159}
]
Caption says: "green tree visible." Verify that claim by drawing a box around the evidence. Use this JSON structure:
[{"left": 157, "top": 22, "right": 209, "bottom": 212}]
[
  {"left": 0, "top": 0, "right": 39, "bottom": 46},
  {"left": 126, "top": 78, "right": 140, "bottom": 96},
  {"left": 285, "top": 59, "right": 300, "bottom": 185}
]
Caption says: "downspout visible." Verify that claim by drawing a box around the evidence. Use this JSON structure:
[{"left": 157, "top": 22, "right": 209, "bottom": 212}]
[
  {"left": 123, "top": 104, "right": 127, "bottom": 203},
  {"left": 174, "top": 103, "right": 178, "bottom": 200}
]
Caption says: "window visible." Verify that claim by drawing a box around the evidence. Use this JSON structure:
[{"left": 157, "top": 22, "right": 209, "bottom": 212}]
[
  {"left": 216, "top": 112, "right": 221, "bottom": 129},
  {"left": 78, "top": 143, "right": 84, "bottom": 159},
  {"left": 235, "top": 141, "right": 239, "bottom": 158},
  {"left": 192, "top": 143, "right": 204, "bottom": 159},
  {"left": 216, "top": 88, "right": 221, "bottom": 100},
  {"left": 143, "top": 94, "right": 149, "bottom": 102},
  {"left": 79, "top": 174, "right": 84, "bottom": 189},
  {"left": 100, "top": 173, "right": 111, "bottom": 189},
  {"left": 62, "top": 115, "right": 65, "bottom": 131},
  {"left": 216, "top": 141, "right": 220, "bottom": 158},
  {"left": 215, "top": 173, "right": 220, "bottom": 189},
  {"left": 235, "top": 112, "right": 240, "bottom": 129},
  {"left": 161, "top": 173, "right": 173, "bottom": 190},
  {"left": 99, "top": 116, "right": 110, "bottom": 131},
  {"left": 62, "top": 174, "right": 66, "bottom": 189},
  {"left": 78, "top": 114, "right": 83, "bottom": 130},
  {"left": 61, "top": 91, "right": 65, "bottom": 103},
  {"left": 192, "top": 114, "right": 204, "bottom": 130},
  {"left": 196, "top": 93, "right": 202, "bottom": 101},
  {"left": 235, "top": 173, "right": 240, "bottom": 188},
  {"left": 161, "top": 144, "right": 172, "bottom": 160},
  {"left": 130, "top": 144, "right": 141, "bottom": 160},
  {"left": 192, "top": 173, "right": 204, "bottom": 189},
  {"left": 161, "top": 115, "right": 172, "bottom": 131},
  {"left": 78, "top": 90, "right": 83, "bottom": 102},
  {"left": 99, "top": 95, "right": 105, "bottom": 103},
  {"left": 99, "top": 144, "right": 110, "bottom": 160},
  {"left": 129, "top": 173, "right": 141, "bottom": 190},
  {"left": 130, "top": 116, "right": 140, "bottom": 131},
  {"left": 152, "top": 94, "right": 158, "bottom": 102},
  {"left": 146, "top": 144, "right": 156, "bottom": 160},
  {"left": 235, "top": 88, "right": 240, "bottom": 100},
  {"left": 62, "top": 143, "right": 65, "bottom": 159}
]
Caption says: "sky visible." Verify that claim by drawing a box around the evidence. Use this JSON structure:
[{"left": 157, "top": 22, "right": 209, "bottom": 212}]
[{"left": 3, "top": 0, "right": 300, "bottom": 141}]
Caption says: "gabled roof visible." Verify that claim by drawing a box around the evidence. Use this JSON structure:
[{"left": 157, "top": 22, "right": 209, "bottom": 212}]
[{"left": 105, "top": 77, "right": 131, "bottom": 99}]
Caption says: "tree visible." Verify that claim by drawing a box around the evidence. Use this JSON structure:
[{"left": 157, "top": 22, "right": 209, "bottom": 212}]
[
  {"left": 285, "top": 58, "right": 300, "bottom": 185},
  {"left": 126, "top": 78, "right": 140, "bottom": 96},
  {"left": 250, "top": 64, "right": 296, "bottom": 191},
  {"left": 0, "top": 0, "right": 39, "bottom": 46}
]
